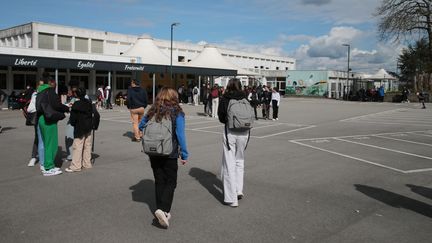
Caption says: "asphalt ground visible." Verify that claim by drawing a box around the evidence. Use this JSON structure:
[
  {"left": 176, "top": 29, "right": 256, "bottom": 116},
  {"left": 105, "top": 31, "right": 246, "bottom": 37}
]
[{"left": 0, "top": 98, "right": 431, "bottom": 243}]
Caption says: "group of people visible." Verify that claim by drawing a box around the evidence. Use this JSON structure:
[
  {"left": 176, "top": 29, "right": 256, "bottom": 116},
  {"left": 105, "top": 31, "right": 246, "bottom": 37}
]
[
  {"left": 96, "top": 85, "right": 113, "bottom": 109},
  {"left": 201, "top": 83, "right": 281, "bottom": 121},
  {"left": 27, "top": 73, "right": 100, "bottom": 176}
]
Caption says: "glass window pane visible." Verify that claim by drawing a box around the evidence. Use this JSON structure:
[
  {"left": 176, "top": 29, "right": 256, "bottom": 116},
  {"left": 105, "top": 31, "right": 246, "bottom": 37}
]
[
  {"left": 75, "top": 37, "right": 88, "bottom": 52},
  {"left": 91, "top": 39, "right": 103, "bottom": 53},
  {"left": 58, "top": 35, "right": 72, "bottom": 51},
  {"left": 0, "top": 73, "right": 6, "bottom": 89},
  {"left": 38, "top": 33, "right": 54, "bottom": 49}
]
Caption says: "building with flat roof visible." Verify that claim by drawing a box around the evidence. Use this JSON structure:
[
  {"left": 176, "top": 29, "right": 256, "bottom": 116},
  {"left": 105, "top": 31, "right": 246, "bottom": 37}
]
[{"left": 0, "top": 22, "right": 296, "bottom": 98}]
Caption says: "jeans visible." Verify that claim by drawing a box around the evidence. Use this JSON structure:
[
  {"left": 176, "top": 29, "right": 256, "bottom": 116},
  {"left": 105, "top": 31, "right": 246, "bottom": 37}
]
[{"left": 37, "top": 125, "right": 45, "bottom": 167}]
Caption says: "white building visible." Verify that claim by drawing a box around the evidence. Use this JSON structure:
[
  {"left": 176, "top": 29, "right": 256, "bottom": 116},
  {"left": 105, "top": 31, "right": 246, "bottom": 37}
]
[{"left": 0, "top": 22, "right": 296, "bottom": 96}]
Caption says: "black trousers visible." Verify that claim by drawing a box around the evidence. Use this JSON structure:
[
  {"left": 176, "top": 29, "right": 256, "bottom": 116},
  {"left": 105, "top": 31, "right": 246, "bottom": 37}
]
[
  {"left": 272, "top": 100, "right": 279, "bottom": 119},
  {"left": 31, "top": 123, "right": 38, "bottom": 158},
  {"left": 150, "top": 157, "right": 178, "bottom": 213}
]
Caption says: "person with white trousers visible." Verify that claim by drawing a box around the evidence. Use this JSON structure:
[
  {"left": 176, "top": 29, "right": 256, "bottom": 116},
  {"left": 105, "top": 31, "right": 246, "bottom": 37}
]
[
  {"left": 218, "top": 78, "right": 249, "bottom": 207},
  {"left": 192, "top": 86, "right": 199, "bottom": 106},
  {"left": 271, "top": 87, "right": 280, "bottom": 121}
]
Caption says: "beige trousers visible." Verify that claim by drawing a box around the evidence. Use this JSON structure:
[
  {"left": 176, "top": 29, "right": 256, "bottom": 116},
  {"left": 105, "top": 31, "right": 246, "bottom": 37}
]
[
  {"left": 70, "top": 132, "right": 92, "bottom": 171},
  {"left": 130, "top": 107, "right": 145, "bottom": 140}
]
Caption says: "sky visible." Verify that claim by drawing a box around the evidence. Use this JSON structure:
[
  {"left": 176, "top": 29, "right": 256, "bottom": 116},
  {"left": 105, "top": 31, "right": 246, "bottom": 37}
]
[{"left": 0, "top": 0, "right": 405, "bottom": 74}]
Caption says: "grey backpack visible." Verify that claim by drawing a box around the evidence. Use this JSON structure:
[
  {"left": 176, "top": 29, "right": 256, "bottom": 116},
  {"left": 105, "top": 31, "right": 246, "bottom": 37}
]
[
  {"left": 227, "top": 98, "right": 254, "bottom": 131},
  {"left": 142, "top": 117, "right": 173, "bottom": 156}
]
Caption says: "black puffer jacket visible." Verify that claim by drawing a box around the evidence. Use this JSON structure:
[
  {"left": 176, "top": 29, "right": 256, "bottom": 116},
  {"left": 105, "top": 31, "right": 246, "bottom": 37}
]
[
  {"left": 217, "top": 90, "right": 246, "bottom": 124},
  {"left": 70, "top": 99, "right": 100, "bottom": 138}
]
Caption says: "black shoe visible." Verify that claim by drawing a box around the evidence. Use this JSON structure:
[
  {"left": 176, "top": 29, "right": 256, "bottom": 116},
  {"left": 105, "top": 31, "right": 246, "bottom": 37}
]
[{"left": 238, "top": 194, "right": 244, "bottom": 200}]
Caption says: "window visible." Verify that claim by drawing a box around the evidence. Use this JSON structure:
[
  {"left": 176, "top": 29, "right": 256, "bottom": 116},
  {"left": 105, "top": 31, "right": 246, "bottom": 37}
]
[
  {"left": 91, "top": 39, "right": 103, "bottom": 53},
  {"left": 0, "top": 73, "right": 6, "bottom": 89},
  {"left": 178, "top": 56, "right": 185, "bottom": 62},
  {"left": 186, "top": 74, "right": 195, "bottom": 79},
  {"left": 285, "top": 67, "right": 289, "bottom": 70},
  {"left": 58, "top": 35, "right": 72, "bottom": 51},
  {"left": 116, "top": 76, "right": 130, "bottom": 89},
  {"left": 13, "top": 74, "right": 36, "bottom": 90},
  {"left": 70, "top": 75, "right": 89, "bottom": 89},
  {"left": 96, "top": 76, "right": 108, "bottom": 87},
  {"left": 160, "top": 73, "right": 164, "bottom": 79},
  {"left": 75, "top": 37, "right": 88, "bottom": 52},
  {"left": 260, "top": 66, "right": 264, "bottom": 69},
  {"left": 38, "top": 33, "right": 54, "bottom": 49}
]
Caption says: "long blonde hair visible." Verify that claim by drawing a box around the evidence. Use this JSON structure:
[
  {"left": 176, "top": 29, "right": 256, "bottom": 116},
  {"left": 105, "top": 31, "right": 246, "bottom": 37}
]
[{"left": 146, "top": 87, "right": 184, "bottom": 121}]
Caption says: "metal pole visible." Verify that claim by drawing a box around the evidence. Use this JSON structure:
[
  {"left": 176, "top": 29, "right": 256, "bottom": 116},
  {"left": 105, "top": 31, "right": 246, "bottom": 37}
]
[
  {"left": 342, "top": 44, "right": 350, "bottom": 100},
  {"left": 170, "top": 24, "right": 173, "bottom": 83},
  {"left": 55, "top": 69, "right": 58, "bottom": 94},
  {"left": 198, "top": 75, "right": 201, "bottom": 104}
]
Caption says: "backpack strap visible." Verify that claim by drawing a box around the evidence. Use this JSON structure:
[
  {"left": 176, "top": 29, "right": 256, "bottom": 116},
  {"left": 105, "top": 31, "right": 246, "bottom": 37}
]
[
  {"left": 225, "top": 124, "right": 231, "bottom": 151},
  {"left": 245, "top": 129, "right": 251, "bottom": 150}
]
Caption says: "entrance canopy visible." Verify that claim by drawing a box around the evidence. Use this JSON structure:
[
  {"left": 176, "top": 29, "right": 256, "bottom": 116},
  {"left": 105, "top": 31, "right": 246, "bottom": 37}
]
[
  {"left": 186, "top": 45, "right": 258, "bottom": 76},
  {"left": 0, "top": 46, "right": 237, "bottom": 76}
]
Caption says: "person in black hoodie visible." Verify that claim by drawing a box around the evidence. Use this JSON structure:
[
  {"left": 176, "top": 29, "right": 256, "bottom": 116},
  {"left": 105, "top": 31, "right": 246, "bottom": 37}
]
[
  {"left": 66, "top": 88, "right": 100, "bottom": 172},
  {"left": 217, "top": 78, "right": 250, "bottom": 207},
  {"left": 127, "top": 79, "right": 148, "bottom": 142}
]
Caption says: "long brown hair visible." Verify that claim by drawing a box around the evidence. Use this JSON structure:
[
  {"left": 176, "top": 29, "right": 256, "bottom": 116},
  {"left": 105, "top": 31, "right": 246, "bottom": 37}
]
[{"left": 146, "top": 87, "right": 184, "bottom": 122}]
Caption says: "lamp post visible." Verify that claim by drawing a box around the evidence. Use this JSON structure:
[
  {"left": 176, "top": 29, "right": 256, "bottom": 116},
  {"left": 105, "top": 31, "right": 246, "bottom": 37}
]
[
  {"left": 170, "top": 22, "right": 180, "bottom": 85},
  {"left": 342, "top": 44, "right": 350, "bottom": 100}
]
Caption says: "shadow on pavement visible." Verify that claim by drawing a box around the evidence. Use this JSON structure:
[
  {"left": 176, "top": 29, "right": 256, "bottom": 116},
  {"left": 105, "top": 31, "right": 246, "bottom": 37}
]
[
  {"left": 129, "top": 179, "right": 156, "bottom": 214},
  {"left": 123, "top": 131, "right": 134, "bottom": 140},
  {"left": 189, "top": 167, "right": 223, "bottom": 204},
  {"left": 355, "top": 184, "right": 432, "bottom": 218},
  {"left": 406, "top": 184, "right": 432, "bottom": 200},
  {"left": 0, "top": 126, "right": 16, "bottom": 132},
  {"left": 196, "top": 112, "right": 209, "bottom": 117}
]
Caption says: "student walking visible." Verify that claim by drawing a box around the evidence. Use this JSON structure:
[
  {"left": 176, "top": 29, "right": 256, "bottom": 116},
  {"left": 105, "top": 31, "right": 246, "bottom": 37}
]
[
  {"left": 417, "top": 91, "right": 426, "bottom": 109},
  {"left": 218, "top": 78, "right": 254, "bottom": 207},
  {"left": 127, "top": 79, "right": 148, "bottom": 142},
  {"left": 193, "top": 85, "right": 199, "bottom": 106},
  {"left": 247, "top": 87, "right": 259, "bottom": 120},
  {"left": 36, "top": 74, "right": 69, "bottom": 176},
  {"left": 211, "top": 84, "right": 220, "bottom": 118},
  {"left": 65, "top": 88, "right": 100, "bottom": 172},
  {"left": 271, "top": 87, "right": 281, "bottom": 120},
  {"left": 139, "top": 87, "right": 188, "bottom": 229},
  {"left": 261, "top": 86, "right": 271, "bottom": 119}
]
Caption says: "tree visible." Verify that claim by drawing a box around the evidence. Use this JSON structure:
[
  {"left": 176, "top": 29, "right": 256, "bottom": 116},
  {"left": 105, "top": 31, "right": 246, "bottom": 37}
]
[
  {"left": 398, "top": 39, "right": 431, "bottom": 90},
  {"left": 375, "top": 0, "right": 432, "bottom": 56}
]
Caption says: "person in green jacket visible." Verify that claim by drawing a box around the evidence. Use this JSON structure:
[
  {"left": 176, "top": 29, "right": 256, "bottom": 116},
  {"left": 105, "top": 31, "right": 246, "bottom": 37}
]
[{"left": 36, "top": 74, "right": 69, "bottom": 176}]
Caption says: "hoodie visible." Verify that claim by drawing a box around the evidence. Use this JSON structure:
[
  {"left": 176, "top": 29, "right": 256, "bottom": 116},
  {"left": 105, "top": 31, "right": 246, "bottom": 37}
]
[
  {"left": 127, "top": 86, "right": 148, "bottom": 109},
  {"left": 217, "top": 90, "right": 246, "bottom": 124},
  {"left": 70, "top": 99, "right": 100, "bottom": 138}
]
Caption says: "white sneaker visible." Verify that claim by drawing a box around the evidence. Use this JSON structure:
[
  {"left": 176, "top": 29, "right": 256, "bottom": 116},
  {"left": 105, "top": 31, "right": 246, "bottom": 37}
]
[
  {"left": 40, "top": 165, "right": 45, "bottom": 172},
  {"left": 272, "top": 119, "right": 276, "bottom": 121},
  {"left": 155, "top": 209, "right": 169, "bottom": 228},
  {"left": 43, "top": 168, "right": 62, "bottom": 176},
  {"left": 28, "top": 158, "right": 37, "bottom": 167},
  {"left": 276, "top": 118, "right": 278, "bottom": 121}
]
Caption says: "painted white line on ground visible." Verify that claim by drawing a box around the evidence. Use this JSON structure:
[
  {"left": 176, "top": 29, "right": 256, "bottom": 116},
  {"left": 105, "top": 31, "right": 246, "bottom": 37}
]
[
  {"left": 339, "top": 108, "right": 405, "bottom": 122},
  {"left": 374, "top": 135, "right": 432, "bottom": 147},
  {"left": 292, "top": 130, "right": 431, "bottom": 142},
  {"left": 289, "top": 140, "right": 406, "bottom": 173},
  {"left": 404, "top": 168, "right": 432, "bottom": 173},
  {"left": 256, "top": 125, "right": 316, "bottom": 138},
  {"left": 341, "top": 120, "right": 432, "bottom": 127},
  {"left": 357, "top": 118, "right": 432, "bottom": 125},
  {"left": 407, "top": 132, "right": 432, "bottom": 138},
  {"left": 334, "top": 138, "right": 432, "bottom": 160}
]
